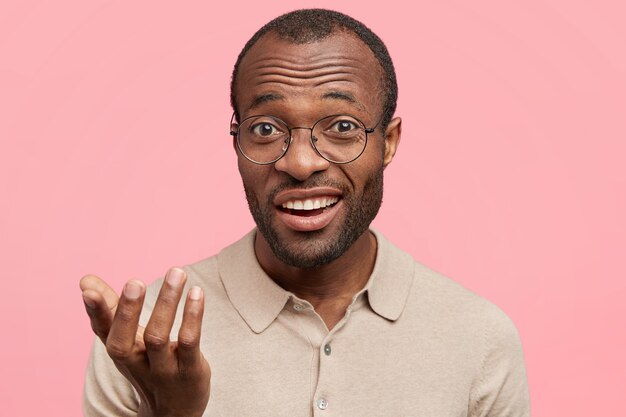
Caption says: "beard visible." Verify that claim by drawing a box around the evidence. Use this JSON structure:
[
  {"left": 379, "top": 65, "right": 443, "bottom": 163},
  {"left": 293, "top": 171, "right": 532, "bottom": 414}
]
[{"left": 243, "top": 167, "right": 384, "bottom": 269}]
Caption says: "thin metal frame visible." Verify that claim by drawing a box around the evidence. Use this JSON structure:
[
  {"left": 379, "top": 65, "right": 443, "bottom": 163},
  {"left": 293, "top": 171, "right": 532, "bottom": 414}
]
[{"left": 229, "top": 113, "right": 380, "bottom": 165}]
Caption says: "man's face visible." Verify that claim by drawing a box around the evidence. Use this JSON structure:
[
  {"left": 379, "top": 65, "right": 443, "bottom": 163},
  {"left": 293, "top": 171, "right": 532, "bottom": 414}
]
[{"left": 234, "top": 31, "right": 398, "bottom": 269}]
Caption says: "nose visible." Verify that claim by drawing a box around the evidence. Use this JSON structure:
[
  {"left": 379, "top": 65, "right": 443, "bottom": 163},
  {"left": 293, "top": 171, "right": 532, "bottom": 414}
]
[{"left": 273, "top": 128, "right": 331, "bottom": 181}]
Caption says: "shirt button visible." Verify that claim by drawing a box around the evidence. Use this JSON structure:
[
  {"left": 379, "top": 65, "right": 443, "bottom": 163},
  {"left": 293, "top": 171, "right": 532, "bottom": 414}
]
[
  {"left": 293, "top": 304, "right": 304, "bottom": 311},
  {"left": 324, "top": 344, "right": 331, "bottom": 356},
  {"left": 316, "top": 398, "right": 328, "bottom": 410}
]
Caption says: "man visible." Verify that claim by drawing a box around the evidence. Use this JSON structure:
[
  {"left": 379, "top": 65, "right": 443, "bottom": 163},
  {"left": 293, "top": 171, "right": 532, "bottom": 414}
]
[{"left": 81, "top": 9, "right": 530, "bottom": 417}]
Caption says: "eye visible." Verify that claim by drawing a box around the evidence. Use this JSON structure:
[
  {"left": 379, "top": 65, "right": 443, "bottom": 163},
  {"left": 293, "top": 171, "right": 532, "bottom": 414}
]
[
  {"left": 251, "top": 122, "right": 281, "bottom": 137},
  {"left": 329, "top": 119, "right": 359, "bottom": 133}
]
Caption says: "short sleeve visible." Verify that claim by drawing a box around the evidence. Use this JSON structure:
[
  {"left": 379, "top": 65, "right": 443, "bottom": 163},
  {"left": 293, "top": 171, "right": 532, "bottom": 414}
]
[{"left": 469, "top": 309, "right": 531, "bottom": 417}]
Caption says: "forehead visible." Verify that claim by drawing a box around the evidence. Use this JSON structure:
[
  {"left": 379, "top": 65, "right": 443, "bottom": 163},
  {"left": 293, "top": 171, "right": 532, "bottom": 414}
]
[{"left": 235, "top": 31, "right": 383, "bottom": 120}]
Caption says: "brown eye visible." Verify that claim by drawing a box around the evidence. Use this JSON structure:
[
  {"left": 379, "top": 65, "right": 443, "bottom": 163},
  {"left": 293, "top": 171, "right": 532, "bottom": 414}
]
[
  {"left": 331, "top": 120, "right": 358, "bottom": 133},
  {"left": 252, "top": 122, "right": 279, "bottom": 136}
]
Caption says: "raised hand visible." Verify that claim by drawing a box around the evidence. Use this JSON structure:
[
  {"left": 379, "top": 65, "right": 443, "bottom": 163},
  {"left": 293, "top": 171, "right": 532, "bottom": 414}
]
[{"left": 80, "top": 268, "right": 210, "bottom": 417}]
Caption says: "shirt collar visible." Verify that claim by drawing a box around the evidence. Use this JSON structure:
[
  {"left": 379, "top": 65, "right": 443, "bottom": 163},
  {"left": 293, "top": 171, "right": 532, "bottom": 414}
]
[
  {"left": 217, "top": 229, "right": 414, "bottom": 333},
  {"left": 365, "top": 229, "right": 415, "bottom": 321},
  {"left": 217, "top": 230, "right": 290, "bottom": 334}
]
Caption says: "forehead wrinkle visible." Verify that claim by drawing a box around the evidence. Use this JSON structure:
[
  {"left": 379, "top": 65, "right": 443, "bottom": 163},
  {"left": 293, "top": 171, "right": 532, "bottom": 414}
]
[
  {"left": 252, "top": 75, "right": 359, "bottom": 89},
  {"left": 248, "top": 75, "right": 371, "bottom": 112},
  {"left": 253, "top": 62, "right": 361, "bottom": 73},
  {"left": 248, "top": 65, "right": 369, "bottom": 86},
  {"left": 248, "top": 65, "right": 362, "bottom": 82},
  {"left": 247, "top": 54, "right": 362, "bottom": 70},
  {"left": 313, "top": 77, "right": 363, "bottom": 90},
  {"left": 254, "top": 69, "right": 357, "bottom": 81},
  {"left": 255, "top": 65, "right": 357, "bottom": 75},
  {"left": 239, "top": 39, "right": 382, "bottom": 119},
  {"left": 245, "top": 84, "right": 366, "bottom": 116}
]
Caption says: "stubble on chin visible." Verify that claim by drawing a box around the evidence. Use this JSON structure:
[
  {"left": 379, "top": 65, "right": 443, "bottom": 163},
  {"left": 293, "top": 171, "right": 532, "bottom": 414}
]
[{"left": 243, "top": 169, "right": 384, "bottom": 269}]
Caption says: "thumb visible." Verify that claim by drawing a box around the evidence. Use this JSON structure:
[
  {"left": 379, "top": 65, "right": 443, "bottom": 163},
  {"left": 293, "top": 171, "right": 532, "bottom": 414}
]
[
  {"left": 80, "top": 274, "right": 120, "bottom": 343},
  {"left": 80, "top": 274, "right": 120, "bottom": 313}
]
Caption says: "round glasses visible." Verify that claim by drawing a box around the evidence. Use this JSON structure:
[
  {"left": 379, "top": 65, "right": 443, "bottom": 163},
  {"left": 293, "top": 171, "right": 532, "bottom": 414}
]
[{"left": 230, "top": 113, "right": 380, "bottom": 165}]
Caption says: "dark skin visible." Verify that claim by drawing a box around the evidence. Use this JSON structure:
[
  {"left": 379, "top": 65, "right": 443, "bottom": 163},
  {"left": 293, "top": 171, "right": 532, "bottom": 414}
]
[
  {"left": 255, "top": 227, "right": 378, "bottom": 330},
  {"left": 80, "top": 31, "right": 401, "bottom": 416},
  {"left": 237, "top": 32, "right": 401, "bottom": 330},
  {"left": 80, "top": 271, "right": 210, "bottom": 417}
]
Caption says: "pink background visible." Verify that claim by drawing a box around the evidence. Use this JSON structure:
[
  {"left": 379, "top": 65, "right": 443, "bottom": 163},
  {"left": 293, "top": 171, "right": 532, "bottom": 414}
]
[{"left": 1, "top": 1, "right": 624, "bottom": 415}]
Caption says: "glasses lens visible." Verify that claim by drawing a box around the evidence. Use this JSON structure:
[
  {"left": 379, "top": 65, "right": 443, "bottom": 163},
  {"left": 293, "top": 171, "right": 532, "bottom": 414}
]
[
  {"left": 312, "top": 115, "right": 367, "bottom": 163},
  {"left": 237, "top": 116, "right": 290, "bottom": 164}
]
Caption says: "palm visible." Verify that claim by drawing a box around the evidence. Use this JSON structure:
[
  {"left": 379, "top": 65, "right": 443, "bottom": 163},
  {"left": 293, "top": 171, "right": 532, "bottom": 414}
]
[{"left": 81, "top": 269, "right": 210, "bottom": 417}]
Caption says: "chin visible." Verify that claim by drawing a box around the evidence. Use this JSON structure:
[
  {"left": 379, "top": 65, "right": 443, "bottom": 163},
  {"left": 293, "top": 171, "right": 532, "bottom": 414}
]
[{"left": 261, "top": 217, "right": 368, "bottom": 269}]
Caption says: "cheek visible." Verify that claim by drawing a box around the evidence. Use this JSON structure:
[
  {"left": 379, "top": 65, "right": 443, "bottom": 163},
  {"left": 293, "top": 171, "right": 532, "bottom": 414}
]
[
  {"left": 345, "top": 142, "right": 385, "bottom": 183},
  {"left": 238, "top": 160, "right": 256, "bottom": 192},
  {"left": 348, "top": 138, "right": 385, "bottom": 178},
  {"left": 238, "top": 158, "right": 272, "bottom": 196}
]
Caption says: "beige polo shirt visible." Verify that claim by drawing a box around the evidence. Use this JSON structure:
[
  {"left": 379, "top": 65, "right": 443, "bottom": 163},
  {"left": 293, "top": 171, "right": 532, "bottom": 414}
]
[{"left": 84, "top": 229, "right": 530, "bottom": 416}]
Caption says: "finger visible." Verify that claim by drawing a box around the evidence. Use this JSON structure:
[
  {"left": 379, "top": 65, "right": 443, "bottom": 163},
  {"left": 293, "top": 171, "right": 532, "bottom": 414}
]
[
  {"left": 143, "top": 267, "right": 187, "bottom": 371},
  {"left": 106, "top": 280, "right": 146, "bottom": 364},
  {"left": 80, "top": 274, "right": 120, "bottom": 343},
  {"left": 177, "top": 286, "right": 205, "bottom": 374},
  {"left": 80, "top": 274, "right": 120, "bottom": 313},
  {"left": 82, "top": 288, "right": 114, "bottom": 343}
]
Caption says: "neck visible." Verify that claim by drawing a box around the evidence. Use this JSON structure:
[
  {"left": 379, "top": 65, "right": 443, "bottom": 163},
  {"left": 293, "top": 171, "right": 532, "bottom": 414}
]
[{"left": 254, "top": 230, "right": 377, "bottom": 329}]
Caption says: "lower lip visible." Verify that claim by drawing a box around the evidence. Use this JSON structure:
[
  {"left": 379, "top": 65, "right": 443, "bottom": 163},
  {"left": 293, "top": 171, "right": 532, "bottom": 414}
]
[{"left": 275, "top": 200, "right": 342, "bottom": 232}]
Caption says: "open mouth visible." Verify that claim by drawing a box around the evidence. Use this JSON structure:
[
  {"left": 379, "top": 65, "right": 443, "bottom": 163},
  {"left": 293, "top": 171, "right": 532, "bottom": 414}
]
[{"left": 278, "top": 196, "right": 340, "bottom": 217}]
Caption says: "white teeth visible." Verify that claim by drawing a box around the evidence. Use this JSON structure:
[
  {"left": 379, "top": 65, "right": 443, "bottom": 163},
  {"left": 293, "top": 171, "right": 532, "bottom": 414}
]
[{"left": 281, "top": 196, "right": 339, "bottom": 210}]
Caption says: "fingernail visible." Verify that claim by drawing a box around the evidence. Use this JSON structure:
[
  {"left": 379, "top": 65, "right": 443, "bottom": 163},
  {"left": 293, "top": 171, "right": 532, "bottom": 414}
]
[
  {"left": 124, "top": 280, "right": 143, "bottom": 299},
  {"left": 189, "top": 286, "right": 202, "bottom": 301},
  {"left": 167, "top": 267, "right": 185, "bottom": 286},
  {"left": 82, "top": 294, "right": 96, "bottom": 309}
]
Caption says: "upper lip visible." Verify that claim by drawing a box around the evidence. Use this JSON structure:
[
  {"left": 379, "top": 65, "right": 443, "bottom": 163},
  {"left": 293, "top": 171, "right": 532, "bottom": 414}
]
[{"left": 274, "top": 187, "right": 343, "bottom": 206}]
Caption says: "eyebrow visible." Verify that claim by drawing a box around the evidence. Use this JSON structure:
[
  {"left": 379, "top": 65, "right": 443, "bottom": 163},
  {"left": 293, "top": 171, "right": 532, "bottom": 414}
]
[
  {"left": 322, "top": 91, "right": 366, "bottom": 111},
  {"left": 248, "top": 93, "right": 284, "bottom": 112}
]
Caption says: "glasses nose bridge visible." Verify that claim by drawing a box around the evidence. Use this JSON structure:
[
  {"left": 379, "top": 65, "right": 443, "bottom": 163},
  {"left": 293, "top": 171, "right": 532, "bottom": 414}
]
[
  {"left": 286, "top": 126, "right": 315, "bottom": 147},
  {"left": 290, "top": 125, "right": 313, "bottom": 135},
  {"left": 280, "top": 124, "right": 324, "bottom": 163},
  {"left": 275, "top": 124, "right": 329, "bottom": 178}
]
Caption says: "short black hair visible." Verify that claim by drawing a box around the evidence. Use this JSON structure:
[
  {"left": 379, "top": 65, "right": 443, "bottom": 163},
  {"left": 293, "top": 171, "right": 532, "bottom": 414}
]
[{"left": 230, "top": 9, "right": 398, "bottom": 132}]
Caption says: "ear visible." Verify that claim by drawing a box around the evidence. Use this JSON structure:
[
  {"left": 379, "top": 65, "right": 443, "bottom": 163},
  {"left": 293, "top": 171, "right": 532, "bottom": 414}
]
[
  {"left": 382, "top": 117, "right": 402, "bottom": 168},
  {"left": 230, "top": 123, "right": 238, "bottom": 152}
]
